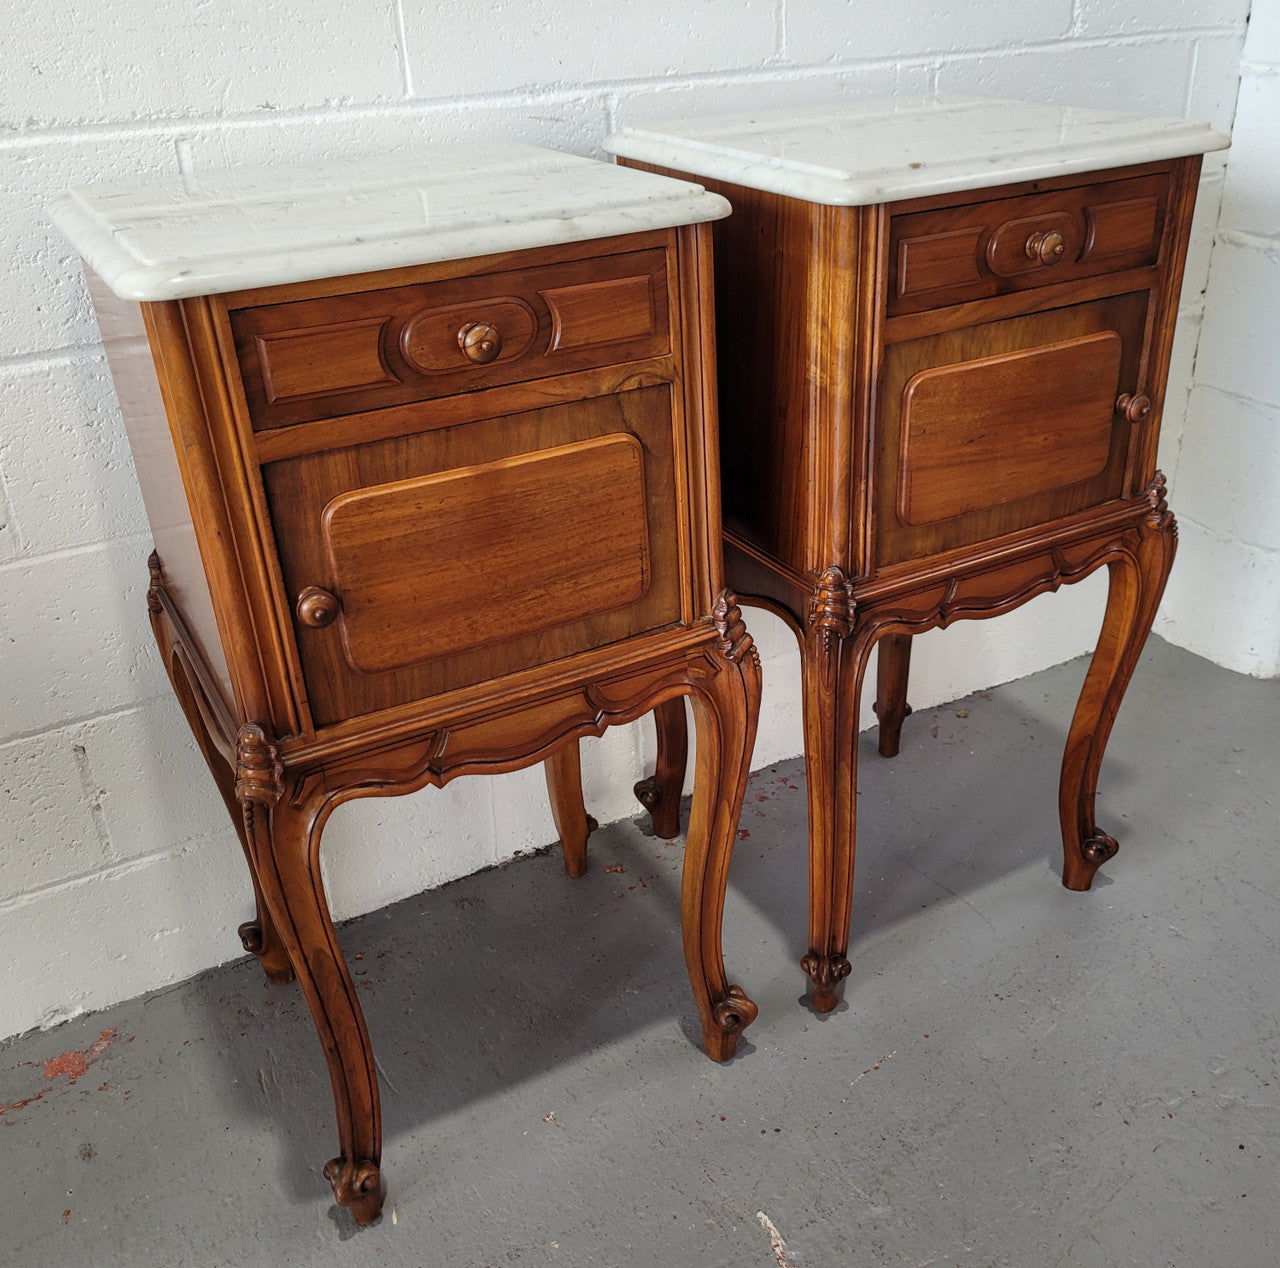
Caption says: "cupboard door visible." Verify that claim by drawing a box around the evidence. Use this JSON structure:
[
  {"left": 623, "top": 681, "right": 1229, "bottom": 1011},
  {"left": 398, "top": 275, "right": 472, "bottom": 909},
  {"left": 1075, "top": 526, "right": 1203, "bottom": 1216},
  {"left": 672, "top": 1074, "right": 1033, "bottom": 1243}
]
[
  {"left": 874, "top": 291, "right": 1150, "bottom": 569},
  {"left": 321, "top": 434, "right": 651, "bottom": 674},
  {"left": 264, "top": 384, "right": 683, "bottom": 727}
]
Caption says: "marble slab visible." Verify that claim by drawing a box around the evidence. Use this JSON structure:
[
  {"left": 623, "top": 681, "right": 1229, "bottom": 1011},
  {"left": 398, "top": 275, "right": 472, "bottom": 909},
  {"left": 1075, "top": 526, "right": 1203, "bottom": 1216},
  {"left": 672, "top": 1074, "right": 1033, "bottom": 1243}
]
[
  {"left": 606, "top": 95, "right": 1231, "bottom": 206},
  {"left": 50, "top": 143, "right": 730, "bottom": 301}
]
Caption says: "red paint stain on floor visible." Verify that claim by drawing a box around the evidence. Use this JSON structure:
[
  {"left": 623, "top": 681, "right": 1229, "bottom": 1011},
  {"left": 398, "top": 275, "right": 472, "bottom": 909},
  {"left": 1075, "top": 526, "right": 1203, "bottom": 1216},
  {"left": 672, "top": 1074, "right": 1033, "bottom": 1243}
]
[
  {"left": 43, "top": 1030, "right": 116, "bottom": 1081},
  {"left": 1, "top": 1030, "right": 117, "bottom": 1118},
  {"left": 0, "top": 1089, "right": 49, "bottom": 1116}
]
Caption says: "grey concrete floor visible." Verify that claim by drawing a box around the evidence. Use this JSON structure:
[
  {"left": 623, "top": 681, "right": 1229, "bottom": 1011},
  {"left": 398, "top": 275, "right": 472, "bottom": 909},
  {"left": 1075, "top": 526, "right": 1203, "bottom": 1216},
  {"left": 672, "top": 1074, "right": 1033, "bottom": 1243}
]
[{"left": 3, "top": 637, "right": 1278, "bottom": 1267}]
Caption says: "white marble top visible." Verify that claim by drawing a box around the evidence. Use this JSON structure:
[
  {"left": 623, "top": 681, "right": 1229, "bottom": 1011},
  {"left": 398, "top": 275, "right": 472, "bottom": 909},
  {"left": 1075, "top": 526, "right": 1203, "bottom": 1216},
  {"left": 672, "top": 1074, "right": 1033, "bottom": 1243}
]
[
  {"left": 50, "top": 142, "right": 730, "bottom": 301},
  {"left": 606, "top": 96, "right": 1230, "bottom": 206}
]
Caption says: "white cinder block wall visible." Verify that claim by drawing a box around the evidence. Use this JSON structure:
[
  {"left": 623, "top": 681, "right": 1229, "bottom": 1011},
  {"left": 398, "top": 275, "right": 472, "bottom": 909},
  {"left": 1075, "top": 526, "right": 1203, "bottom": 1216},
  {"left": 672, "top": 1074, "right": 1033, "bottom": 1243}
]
[
  {"left": 0, "top": 2, "right": 1256, "bottom": 1041},
  {"left": 1155, "top": 3, "right": 1280, "bottom": 675}
]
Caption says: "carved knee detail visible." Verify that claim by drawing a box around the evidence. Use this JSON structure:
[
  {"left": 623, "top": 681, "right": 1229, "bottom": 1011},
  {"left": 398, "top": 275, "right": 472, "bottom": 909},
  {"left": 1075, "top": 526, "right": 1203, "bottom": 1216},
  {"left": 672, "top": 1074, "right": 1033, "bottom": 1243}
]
[
  {"left": 713, "top": 590, "right": 760, "bottom": 667},
  {"left": 235, "top": 724, "right": 283, "bottom": 808},
  {"left": 809, "top": 566, "right": 855, "bottom": 648},
  {"left": 146, "top": 550, "right": 165, "bottom": 615}
]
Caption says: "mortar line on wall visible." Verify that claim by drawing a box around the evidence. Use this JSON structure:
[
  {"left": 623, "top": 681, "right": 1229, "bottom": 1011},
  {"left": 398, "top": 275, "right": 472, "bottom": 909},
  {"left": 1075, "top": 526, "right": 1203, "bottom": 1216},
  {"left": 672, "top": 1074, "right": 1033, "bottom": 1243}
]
[
  {"left": 1163, "top": 22, "right": 1249, "bottom": 500},
  {"left": 776, "top": 0, "right": 787, "bottom": 61},
  {"left": 0, "top": 463, "right": 24, "bottom": 558},
  {"left": 0, "top": 841, "right": 230, "bottom": 917},
  {"left": 394, "top": 0, "right": 415, "bottom": 98},
  {"left": 1189, "top": 380, "right": 1280, "bottom": 412},
  {"left": 1220, "top": 226, "right": 1280, "bottom": 250},
  {"left": 1176, "top": 512, "right": 1280, "bottom": 557},
  {"left": 0, "top": 31, "right": 1247, "bottom": 150},
  {"left": 0, "top": 529, "right": 153, "bottom": 576},
  {"left": 0, "top": 344, "right": 106, "bottom": 374},
  {"left": 0, "top": 693, "right": 178, "bottom": 751},
  {"left": 70, "top": 740, "right": 119, "bottom": 862}
]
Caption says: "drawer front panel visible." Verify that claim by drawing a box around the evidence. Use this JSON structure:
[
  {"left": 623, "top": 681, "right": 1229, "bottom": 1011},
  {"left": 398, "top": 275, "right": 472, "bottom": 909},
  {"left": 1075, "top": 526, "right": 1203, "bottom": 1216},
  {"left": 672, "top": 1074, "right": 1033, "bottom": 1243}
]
[
  {"left": 323, "top": 435, "right": 650, "bottom": 674},
  {"left": 264, "top": 384, "right": 683, "bottom": 727},
  {"left": 888, "top": 173, "right": 1168, "bottom": 316},
  {"left": 874, "top": 292, "right": 1150, "bottom": 569},
  {"left": 232, "top": 248, "right": 670, "bottom": 430}
]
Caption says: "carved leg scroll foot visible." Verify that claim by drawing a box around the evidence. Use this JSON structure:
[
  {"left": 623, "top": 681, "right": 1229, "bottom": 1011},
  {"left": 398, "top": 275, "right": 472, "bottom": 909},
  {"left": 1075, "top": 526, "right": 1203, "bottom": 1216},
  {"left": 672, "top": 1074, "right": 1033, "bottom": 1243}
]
[
  {"left": 1060, "top": 478, "right": 1177, "bottom": 891},
  {"left": 682, "top": 594, "right": 762, "bottom": 1062},
  {"left": 800, "top": 569, "right": 868, "bottom": 1013},
  {"left": 237, "top": 918, "right": 296, "bottom": 984},
  {"left": 634, "top": 697, "right": 689, "bottom": 839},
  {"left": 706, "top": 985, "right": 760, "bottom": 1063},
  {"left": 544, "top": 742, "right": 595, "bottom": 878},
  {"left": 324, "top": 1156, "right": 386, "bottom": 1226},
  {"left": 873, "top": 631, "right": 913, "bottom": 759},
  {"left": 801, "top": 952, "right": 853, "bottom": 1015}
]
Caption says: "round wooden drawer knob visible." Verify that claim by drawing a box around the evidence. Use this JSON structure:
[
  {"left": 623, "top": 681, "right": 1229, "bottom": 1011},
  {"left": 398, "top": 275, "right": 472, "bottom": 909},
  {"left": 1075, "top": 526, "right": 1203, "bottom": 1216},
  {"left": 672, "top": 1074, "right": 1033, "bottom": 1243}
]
[
  {"left": 1024, "top": 229, "right": 1066, "bottom": 266},
  {"left": 1116, "top": 392, "right": 1152, "bottom": 423},
  {"left": 458, "top": 321, "right": 503, "bottom": 364},
  {"left": 296, "top": 586, "right": 340, "bottom": 628}
]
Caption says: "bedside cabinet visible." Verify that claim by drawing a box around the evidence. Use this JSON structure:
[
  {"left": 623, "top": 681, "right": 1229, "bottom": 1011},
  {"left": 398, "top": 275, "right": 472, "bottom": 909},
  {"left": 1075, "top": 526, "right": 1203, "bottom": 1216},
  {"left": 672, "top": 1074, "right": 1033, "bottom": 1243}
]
[
  {"left": 53, "top": 144, "right": 761, "bottom": 1223},
  {"left": 604, "top": 97, "right": 1229, "bottom": 1011}
]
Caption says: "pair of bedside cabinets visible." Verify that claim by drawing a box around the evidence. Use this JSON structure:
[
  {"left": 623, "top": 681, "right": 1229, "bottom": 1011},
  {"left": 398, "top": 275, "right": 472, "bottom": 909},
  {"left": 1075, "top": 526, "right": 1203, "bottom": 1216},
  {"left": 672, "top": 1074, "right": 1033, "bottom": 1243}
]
[{"left": 55, "top": 97, "right": 1227, "bottom": 1222}]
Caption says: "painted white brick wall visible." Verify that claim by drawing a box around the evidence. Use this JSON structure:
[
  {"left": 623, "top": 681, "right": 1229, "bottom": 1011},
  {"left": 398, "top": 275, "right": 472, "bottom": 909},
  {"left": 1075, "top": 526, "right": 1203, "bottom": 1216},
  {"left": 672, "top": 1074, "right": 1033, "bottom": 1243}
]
[
  {"left": 0, "top": 2, "right": 1251, "bottom": 1041},
  {"left": 1157, "top": 3, "right": 1280, "bottom": 676}
]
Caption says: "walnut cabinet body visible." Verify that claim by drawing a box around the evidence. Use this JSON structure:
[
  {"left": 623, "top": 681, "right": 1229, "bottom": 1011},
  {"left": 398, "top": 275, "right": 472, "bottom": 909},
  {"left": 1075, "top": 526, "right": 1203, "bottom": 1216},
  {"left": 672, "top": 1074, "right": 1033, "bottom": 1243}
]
[
  {"left": 87, "top": 221, "right": 761, "bottom": 1223},
  {"left": 602, "top": 152, "right": 1199, "bottom": 1011}
]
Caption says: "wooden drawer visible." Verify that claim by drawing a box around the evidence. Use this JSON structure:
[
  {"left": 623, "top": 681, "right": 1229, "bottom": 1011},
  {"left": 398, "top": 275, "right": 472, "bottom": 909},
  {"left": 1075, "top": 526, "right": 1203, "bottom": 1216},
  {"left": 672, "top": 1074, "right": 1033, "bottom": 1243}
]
[
  {"left": 231, "top": 247, "right": 670, "bottom": 431},
  {"left": 888, "top": 173, "right": 1169, "bottom": 316}
]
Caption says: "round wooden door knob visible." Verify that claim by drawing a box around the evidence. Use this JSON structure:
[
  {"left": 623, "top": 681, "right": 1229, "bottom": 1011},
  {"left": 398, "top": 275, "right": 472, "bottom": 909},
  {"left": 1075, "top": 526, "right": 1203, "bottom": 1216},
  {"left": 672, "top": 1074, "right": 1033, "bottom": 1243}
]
[
  {"left": 1024, "top": 229, "right": 1066, "bottom": 266},
  {"left": 1116, "top": 392, "right": 1153, "bottom": 423},
  {"left": 458, "top": 321, "right": 503, "bottom": 364},
  {"left": 296, "top": 586, "right": 340, "bottom": 628}
]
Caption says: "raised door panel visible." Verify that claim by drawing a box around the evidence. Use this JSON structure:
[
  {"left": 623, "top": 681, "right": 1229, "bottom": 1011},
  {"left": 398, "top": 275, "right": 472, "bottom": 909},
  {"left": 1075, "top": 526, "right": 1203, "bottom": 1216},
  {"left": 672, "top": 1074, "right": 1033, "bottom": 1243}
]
[
  {"left": 874, "top": 291, "right": 1150, "bottom": 569},
  {"left": 263, "top": 385, "right": 683, "bottom": 727},
  {"left": 898, "top": 330, "right": 1122, "bottom": 525},
  {"left": 322, "top": 435, "right": 651, "bottom": 674}
]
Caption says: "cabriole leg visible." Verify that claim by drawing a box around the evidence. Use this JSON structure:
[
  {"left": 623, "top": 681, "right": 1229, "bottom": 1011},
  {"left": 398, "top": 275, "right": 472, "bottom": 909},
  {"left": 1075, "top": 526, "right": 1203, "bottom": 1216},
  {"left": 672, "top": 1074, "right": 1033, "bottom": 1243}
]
[
  {"left": 682, "top": 595, "right": 763, "bottom": 1061},
  {"left": 799, "top": 570, "right": 872, "bottom": 1013},
  {"left": 236, "top": 730, "right": 385, "bottom": 1225},
  {"left": 1060, "top": 481, "right": 1177, "bottom": 891}
]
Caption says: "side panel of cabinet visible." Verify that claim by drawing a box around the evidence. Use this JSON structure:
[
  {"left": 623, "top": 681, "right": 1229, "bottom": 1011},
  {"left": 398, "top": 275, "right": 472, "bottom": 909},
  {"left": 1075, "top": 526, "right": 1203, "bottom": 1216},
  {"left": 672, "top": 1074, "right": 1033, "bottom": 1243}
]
[
  {"left": 873, "top": 291, "right": 1150, "bottom": 569},
  {"left": 620, "top": 163, "right": 832, "bottom": 575},
  {"left": 262, "top": 385, "right": 683, "bottom": 726},
  {"left": 86, "top": 272, "right": 238, "bottom": 709}
]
